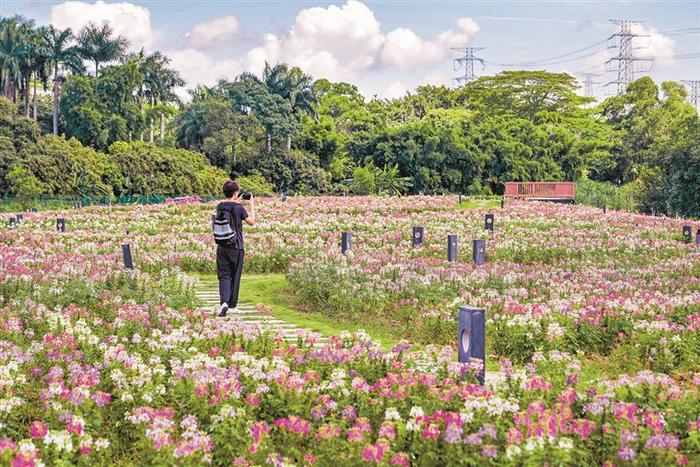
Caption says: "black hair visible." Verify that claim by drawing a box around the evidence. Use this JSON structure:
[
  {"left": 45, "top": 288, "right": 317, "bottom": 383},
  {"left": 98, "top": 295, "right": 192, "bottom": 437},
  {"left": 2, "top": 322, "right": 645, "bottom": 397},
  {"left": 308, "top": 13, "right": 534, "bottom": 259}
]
[{"left": 223, "top": 180, "right": 240, "bottom": 198}]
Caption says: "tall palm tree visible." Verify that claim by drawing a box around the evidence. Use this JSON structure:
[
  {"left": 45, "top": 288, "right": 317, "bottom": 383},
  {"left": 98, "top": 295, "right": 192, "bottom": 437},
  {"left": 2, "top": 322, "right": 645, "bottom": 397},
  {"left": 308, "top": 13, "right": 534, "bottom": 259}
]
[
  {"left": 128, "top": 49, "right": 184, "bottom": 142},
  {"left": 28, "top": 28, "right": 52, "bottom": 120},
  {"left": 78, "top": 23, "right": 128, "bottom": 76},
  {"left": 237, "top": 63, "right": 318, "bottom": 151},
  {"left": 44, "top": 25, "right": 83, "bottom": 134},
  {"left": 0, "top": 17, "right": 28, "bottom": 103},
  {"left": 18, "top": 24, "right": 51, "bottom": 118},
  {"left": 261, "top": 63, "right": 318, "bottom": 150}
]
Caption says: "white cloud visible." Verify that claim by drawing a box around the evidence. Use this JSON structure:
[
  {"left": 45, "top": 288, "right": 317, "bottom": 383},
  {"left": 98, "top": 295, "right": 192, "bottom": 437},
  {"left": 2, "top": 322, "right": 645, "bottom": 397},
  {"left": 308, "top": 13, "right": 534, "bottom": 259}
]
[
  {"left": 50, "top": 1, "right": 155, "bottom": 49},
  {"left": 241, "top": 34, "right": 282, "bottom": 75},
  {"left": 167, "top": 48, "right": 240, "bottom": 96},
  {"left": 184, "top": 16, "right": 239, "bottom": 50},
  {"left": 634, "top": 24, "right": 676, "bottom": 64},
  {"left": 384, "top": 81, "right": 409, "bottom": 99},
  {"left": 281, "top": 0, "right": 385, "bottom": 79},
  {"left": 380, "top": 17, "right": 479, "bottom": 71},
  {"left": 422, "top": 70, "right": 454, "bottom": 87}
]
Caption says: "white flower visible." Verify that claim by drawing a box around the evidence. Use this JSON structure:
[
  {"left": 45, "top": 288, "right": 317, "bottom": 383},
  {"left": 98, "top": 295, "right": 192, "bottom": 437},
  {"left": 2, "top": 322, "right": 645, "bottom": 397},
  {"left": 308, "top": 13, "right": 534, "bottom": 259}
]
[
  {"left": 405, "top": 420, "right": 421, "bottom": 432},
  {"left": 409, "top": 406, "right": 424, "bottom": 418},
  {"left": 384, "top": 407, "right": 401, "bottom": 421}
]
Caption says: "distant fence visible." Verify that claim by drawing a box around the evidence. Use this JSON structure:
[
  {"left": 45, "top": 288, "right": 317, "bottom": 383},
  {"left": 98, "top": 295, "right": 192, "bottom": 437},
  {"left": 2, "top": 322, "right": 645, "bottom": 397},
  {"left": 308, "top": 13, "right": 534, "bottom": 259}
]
[
  {"left": 1, "top": 193, "right": 215, "bottom": 209},
  {"left": 504, "top": 182, "right": 576, "bottom": 201}
]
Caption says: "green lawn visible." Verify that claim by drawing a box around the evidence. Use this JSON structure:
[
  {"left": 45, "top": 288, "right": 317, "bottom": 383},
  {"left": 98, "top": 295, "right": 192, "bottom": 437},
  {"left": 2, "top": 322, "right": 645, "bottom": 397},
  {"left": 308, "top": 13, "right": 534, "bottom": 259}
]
[
  {"left": 196, "top": 273, "right": 403, "bottom": 350},
  {"left": 455, "top": 197, "right": 502, "bottom": 210}
]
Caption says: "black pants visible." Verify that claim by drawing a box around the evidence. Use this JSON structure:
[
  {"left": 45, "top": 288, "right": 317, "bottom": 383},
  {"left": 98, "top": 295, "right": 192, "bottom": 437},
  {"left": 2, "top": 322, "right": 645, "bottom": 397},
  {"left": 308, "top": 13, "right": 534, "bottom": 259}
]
[{"left": 216, "top": 247, "right": 244, "bottom": 307}]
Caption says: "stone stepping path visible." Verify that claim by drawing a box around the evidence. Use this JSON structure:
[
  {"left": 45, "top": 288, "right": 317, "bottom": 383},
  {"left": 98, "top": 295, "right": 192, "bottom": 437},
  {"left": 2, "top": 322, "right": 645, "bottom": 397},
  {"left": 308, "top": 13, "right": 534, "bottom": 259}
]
[
  {"left": 194, "top": 281, "right": 497, "bottom": 384},
  {"left": 194, "top": 281, "right": 328, "bottom": 346}
]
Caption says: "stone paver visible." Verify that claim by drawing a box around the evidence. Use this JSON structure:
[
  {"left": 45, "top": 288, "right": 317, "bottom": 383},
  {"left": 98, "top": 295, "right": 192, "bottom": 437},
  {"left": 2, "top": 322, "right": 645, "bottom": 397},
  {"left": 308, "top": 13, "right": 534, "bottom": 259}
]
[{"left": 194, "top": 282, "right": 328, "bottom": 345}]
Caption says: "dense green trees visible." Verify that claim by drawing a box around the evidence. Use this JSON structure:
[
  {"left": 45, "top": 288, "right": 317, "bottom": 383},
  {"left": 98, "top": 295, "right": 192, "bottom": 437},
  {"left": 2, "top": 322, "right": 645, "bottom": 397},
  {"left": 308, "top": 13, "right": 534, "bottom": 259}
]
[
  {"left": 0, "top": 97, "right": 225, "bottom": 197},
  {"left": 1, "top": 13, "right": 699, "bottom": 215}
]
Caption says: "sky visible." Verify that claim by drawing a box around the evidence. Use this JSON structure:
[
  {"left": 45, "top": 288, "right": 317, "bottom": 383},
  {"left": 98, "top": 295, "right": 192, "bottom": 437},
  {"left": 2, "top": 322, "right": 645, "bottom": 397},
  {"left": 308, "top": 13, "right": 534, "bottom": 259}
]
[{"left": 1, "top": 0, "right": 699, "bottom": 100}]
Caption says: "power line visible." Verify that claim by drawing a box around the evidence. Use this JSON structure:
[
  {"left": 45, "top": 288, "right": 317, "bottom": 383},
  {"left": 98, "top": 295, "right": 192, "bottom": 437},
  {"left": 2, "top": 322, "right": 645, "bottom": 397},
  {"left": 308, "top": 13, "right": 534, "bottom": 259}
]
[
  {"left": 581, "top": 72, "right": 602, "bottom": 98},
  {"left": 485, "top": 39, "right": 607, "bottom": 67},
  {"left": 681, "top": 80, "right": 700, "bottom": 110},
  {"left": 605, "top": 19, "right": 653, "bottom": 95},
  {"left": 452, "top": 47, "right": 485, "bottom": 85}
]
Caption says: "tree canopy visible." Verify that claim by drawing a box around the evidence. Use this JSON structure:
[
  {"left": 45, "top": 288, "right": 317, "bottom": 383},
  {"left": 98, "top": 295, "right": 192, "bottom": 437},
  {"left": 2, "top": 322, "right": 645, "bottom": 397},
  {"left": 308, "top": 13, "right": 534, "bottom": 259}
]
[{"left": 1, "top": 13, "right": 699, "bottom": 216}]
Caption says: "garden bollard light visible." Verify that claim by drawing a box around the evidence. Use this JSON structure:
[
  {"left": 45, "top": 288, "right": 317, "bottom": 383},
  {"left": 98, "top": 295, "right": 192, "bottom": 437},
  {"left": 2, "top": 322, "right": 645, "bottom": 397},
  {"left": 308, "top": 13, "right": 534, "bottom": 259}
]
[
  {"left": 341, "top": 232, "right": 351, "bottom": 255},
  {"left": 412, "top": 226, "right": 424, "bottom": 248},
  {"left": 56, "top": 218, "right": 66, "bottom": 233},
  {"left": 485, "top": 214, "right": 494, "bottom": 233},
  {"left": 458, "top": 193, "right": 462, "bottom": 205},
  {"left": 447, "top": 235, "right": 458, "bottom": 262},
  {"left": 696, "top": 229, "right": 700, "bottom": 247},
  {"left": 122, "top": 243, "right": 134, "bottom": 270},
  {"left": 683, "top": 225, "right": 692, "bottom": 243},
  {"left": 501, "top": 197, "right": 505, "bottom": 209},
  {"left": 602, "top": 204, "right": 606, "bottom": 214},
  {"left": 458, "top": 306, "right": 486, "bottom": 385},
  {"left": 473, "top": 239, "right": 486, "bottom": 265}
]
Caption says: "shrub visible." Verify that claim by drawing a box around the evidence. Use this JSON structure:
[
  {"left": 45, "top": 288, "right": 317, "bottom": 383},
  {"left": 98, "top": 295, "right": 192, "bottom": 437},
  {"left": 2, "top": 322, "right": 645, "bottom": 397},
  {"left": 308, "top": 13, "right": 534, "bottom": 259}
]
[
  {"left": 236, "top": 173, "right": 275, "bottom": 196},
  {"left": 575, "top": 175, "right": 635, "bottom": 210}
]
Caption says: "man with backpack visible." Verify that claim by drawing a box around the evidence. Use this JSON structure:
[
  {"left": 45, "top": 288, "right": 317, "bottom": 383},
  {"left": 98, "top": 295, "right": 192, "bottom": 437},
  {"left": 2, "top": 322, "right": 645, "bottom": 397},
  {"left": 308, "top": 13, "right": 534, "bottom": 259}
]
[{"left": 212, "top": 180, "right": 256, "bottom": 317}]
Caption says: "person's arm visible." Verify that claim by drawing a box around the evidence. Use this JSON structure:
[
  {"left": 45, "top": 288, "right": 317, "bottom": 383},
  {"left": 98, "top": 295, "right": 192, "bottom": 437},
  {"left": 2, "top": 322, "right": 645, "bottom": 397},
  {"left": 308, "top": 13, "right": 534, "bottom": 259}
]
[{"left": 245, "top": 196, "right": 256, "bottom": 226}]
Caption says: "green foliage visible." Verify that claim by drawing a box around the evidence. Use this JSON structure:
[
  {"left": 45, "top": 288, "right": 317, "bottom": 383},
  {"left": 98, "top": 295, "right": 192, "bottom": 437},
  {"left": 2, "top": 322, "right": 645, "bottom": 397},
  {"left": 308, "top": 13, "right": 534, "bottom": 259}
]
[
  {"left": 236, "top": 173, "right": 275, "bottom": 196},
  {"left": 4, "top": 14, "right": 700, "bottom": 208},
  {"left": 350, "top": 163, "right": 411, "bottom": 195},
  {"left": 575, "top": 176, "right": 636, "bottom": 211},
  {"left": 237, "top": 147, "right": 330, "bottom": 194},
  {"left": 5, "top": 164, "right": 41, "bottom": 198},
  {"left": 108, "top": 141, "right": 227, "bottom": 196}
]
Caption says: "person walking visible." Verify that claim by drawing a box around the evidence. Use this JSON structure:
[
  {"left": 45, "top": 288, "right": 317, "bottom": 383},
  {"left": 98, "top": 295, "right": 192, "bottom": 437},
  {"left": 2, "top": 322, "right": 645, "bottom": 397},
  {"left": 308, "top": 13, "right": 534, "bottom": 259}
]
[{"left": 212, "top": 180, "right": 255, "bottom": 317}]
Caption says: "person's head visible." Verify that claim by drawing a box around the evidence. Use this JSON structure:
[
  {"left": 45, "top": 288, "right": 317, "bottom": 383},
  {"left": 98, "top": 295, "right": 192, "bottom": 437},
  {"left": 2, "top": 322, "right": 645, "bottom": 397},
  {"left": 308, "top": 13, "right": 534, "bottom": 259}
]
[{"left": 223, "top": 180, "right": 240, "bottom": 199}]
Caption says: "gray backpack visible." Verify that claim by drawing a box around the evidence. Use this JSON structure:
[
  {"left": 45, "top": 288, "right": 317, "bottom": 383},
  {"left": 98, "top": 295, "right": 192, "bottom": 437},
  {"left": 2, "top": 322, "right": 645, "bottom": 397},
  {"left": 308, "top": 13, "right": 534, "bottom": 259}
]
[{"left": 212, "top": 208, "right": 237, "bottom": 246}]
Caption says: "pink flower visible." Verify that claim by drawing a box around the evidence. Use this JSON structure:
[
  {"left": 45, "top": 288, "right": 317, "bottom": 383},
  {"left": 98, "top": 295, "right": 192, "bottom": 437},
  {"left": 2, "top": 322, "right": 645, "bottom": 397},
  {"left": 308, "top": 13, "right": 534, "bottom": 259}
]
[
  {"left": 250, "top": 421, "right": 270, "bottom": 444},
  {"left": 506, "top": 427, "right": 522, "bottom": 444},
  {"left": 79, "top": 444, "right": 91, "bottom": 456},
  {"left": 316, "top": 423, "right": 341, "bottom": 441},
  {"left": 390, "top": 453, "right": 410, "bottom": 467},
  {"left": 66, "top": 418, "right": 84, "bottom": 436},
  {"left": 422, "top": 423, "right": 440, "bottom": 440},
  {"left": 482, "top": 445, "right": 498, "bottom": 459},
  {"left": 347, "top": 427, "right": 363, "bottom": 442},
  {"left": 29, "top": 421, "right": 47, "bottom": 439},
  {"left": 12, "top": 451, "right": 39, "bottom": 467},
  {"left": 244, "top": 394, "right": 260, "bottom": 407},
  {"left": 303, "top": 454, "right": 317, "bottom": 465},
  {"left": 362, "top": 442, "right": 388, "bottom": 463},
  {"left": 0, "top": 439, "right": 17, "bottom": 454},
  {"left": 378, "top": 422, "right": 396, "bottom": 441}
]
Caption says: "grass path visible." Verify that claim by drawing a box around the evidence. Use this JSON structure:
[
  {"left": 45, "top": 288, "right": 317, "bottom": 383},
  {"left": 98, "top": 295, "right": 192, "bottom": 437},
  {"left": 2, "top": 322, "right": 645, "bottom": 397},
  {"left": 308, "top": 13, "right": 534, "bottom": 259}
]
[{"left": 195, "top": 273, "right": 403, "bottom": 350}]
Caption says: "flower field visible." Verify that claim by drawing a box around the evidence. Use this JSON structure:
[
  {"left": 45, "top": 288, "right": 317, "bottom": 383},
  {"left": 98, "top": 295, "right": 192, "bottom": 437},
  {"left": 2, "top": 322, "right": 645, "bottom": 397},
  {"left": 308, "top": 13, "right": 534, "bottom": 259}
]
[{"left": 1, "top": 197, "right": 699, "bottom": 465}]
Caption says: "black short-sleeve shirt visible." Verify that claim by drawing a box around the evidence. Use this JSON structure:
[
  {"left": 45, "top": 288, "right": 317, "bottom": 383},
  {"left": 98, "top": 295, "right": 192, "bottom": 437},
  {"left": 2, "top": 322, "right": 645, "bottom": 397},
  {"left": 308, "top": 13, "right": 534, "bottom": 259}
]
[{"left": 216, "top": 201, "right": 248, "bottom": 249}]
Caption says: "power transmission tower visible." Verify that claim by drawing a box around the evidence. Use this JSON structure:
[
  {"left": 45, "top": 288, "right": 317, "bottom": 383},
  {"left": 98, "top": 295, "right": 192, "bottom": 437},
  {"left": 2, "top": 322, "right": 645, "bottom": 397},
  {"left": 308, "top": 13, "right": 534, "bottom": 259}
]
[
  {"left": 605, "top": 19, "right": 653, "bottom": 95},
  {"left": 452, "top": 47, "right": 485, "bottom": 85},
  {"left": 582, "top": 73, "right": 602, "bottom": 98},
  {"left": 681, "top": 80, "right": 700, "bottom": 110}
]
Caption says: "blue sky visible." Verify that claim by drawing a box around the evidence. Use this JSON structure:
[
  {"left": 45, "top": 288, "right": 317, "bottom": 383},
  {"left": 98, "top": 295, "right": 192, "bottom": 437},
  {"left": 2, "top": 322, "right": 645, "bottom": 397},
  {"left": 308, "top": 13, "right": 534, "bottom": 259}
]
[{"left": 2, "top": 1, "right": 699, "bottom": 99}]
